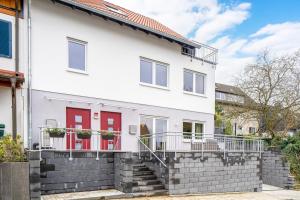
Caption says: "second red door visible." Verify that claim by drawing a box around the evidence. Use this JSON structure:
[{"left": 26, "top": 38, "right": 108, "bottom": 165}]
[{"left": 101, "top": 111, "right": 121, "bottom": 150}]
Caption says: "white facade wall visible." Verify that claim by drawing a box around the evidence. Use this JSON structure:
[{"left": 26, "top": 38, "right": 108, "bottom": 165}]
[
  {"left": 30, "top": 0, "right": 216, "bottom": 151},
  {"left": 30, "top": 0, "right": 215, "bottom": 114}
]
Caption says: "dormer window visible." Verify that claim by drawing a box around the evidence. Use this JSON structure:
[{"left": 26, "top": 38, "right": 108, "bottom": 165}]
[{"left": 105, "top": 4, "right": 127, "bottom": 16}]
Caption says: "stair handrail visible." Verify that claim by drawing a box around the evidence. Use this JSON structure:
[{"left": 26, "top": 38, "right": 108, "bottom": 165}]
[{"left": 137, "top": 136, "right": 167, "bottom": 168}]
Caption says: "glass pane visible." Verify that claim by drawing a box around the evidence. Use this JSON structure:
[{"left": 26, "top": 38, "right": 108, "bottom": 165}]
[
  {"left": 195, "top": 123, "right": 203, "bottom": 133},
  {"left": 68, "top": 41, "right": 86, "bottom": 71},
  {"left": 156, "top": 64, "right": 168, "bottom": 87},
  {"left": 215, "top": 92, "right": 221, "bottom": 99},
  {"left": 183, "top": 122, "right": 192, "bottom": 139},
  {"left": 195, "top": 73, "right": 205, "bottom": 94},
  {"left": 195, "top": 123, "right": 203, "bottom": 139},
  {"left": 140, "top": 116, "right": 153, "bottom": 149},
  {"left": 184, "top": 70, "right": 193, "bottom": 92},
  {"left": 155, "top": 119, "right": 167, "bottom": 150},
  {"left": 140, "top": 59, "right": 153, "bottom": 84},
  {"left": 0, "top": 20, "right": 12, "bottom": 57}
]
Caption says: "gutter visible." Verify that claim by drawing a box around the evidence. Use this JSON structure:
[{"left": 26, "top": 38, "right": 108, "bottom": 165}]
[
  {"left": 27, "top": 0, "right": 32, "bottom": 149},
  {"left": 51, "top": 0, "right": 200, "bottom": 48}
]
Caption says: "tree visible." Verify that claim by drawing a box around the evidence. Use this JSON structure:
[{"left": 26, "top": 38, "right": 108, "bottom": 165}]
[{"left": 235, "top": 50, "right": 300, "bottom": 138}]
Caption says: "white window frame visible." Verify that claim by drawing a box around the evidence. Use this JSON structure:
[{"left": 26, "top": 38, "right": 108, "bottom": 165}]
[
  {"left": 182, "top": 120, "right": 205, "bottom": 142},
  {"left": 183, "top": 69, "right": 206, "bottom": 96},
  {"left": 139, "top": 115, "right": 169, "bottom": 151},
  {"left": 67, "top": 37, "right": 88, "bottom": 74},
  {"left": 140, "top": 57, "right": 169, "bottom": 90}
]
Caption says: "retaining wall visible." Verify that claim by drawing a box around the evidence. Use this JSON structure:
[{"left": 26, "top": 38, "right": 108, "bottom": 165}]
[
  {"left": 114, "top": 152, "right": 134, "bottom": 193},
  {"left": 142, "top": 152, "right": 262, "bottom": 195},
  {"left": 262, "top": 149, "right": 295, "bottom": 189},
  {"left": 40, "top": 151, "right": 115, "bottom": 195}
]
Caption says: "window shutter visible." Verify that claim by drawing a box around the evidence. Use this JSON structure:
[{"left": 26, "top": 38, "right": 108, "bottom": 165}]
[{"left": 0, "top": 20, "right": 12, "bottom": 58}]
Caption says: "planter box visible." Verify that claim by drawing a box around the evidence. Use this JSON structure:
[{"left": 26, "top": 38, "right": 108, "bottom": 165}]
[
  {"left": 77, "top": 134, "right": 91, "bottom": 139},
  {"left": 0, "top": 162, "right": 30, "bottom": 200},
  {"left": 102, "top": 135, "right": 114, "bottom": 140}
]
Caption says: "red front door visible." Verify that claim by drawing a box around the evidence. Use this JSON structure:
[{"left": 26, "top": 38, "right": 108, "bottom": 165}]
[
  {"left": 101, "top": 111, "right": 121, "bottom": 150},
  {"left": 66, "top": 107, "right": 91, "bottom": 150}
]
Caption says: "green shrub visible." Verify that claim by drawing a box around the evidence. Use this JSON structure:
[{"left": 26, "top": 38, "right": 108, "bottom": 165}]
[{"left": 0, "top": 135, "right": 26, "bottom": 162}]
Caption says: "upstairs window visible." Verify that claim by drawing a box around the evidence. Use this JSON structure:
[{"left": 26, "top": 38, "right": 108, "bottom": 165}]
[
  {"left": 184, "top": 69, "right": 206, "bottom": 95},
  {"left": 68, "top": 38, "right": 87, "bottom": 72},
  {"left": 0, "top": 20, "right": 12, "bottom": 58},
  {"left": 140, "top": 58, "right": 169, "bottom": 88}
]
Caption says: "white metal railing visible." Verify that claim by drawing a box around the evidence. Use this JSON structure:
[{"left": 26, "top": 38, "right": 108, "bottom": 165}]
[
  {"left": 38, "top": 127, "right": 122, "bottom": 160},
  {"left": 138, "top": 132, "right": 263, "bottom": 160},
  {"left": 182, "top": 42, "right": 218, "bottom": 64},
  {"left": 137, "top": 136, "right": 167, "bottom": 168}
]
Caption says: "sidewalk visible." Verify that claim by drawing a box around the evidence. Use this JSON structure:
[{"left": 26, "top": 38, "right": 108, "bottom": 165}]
[{"left": 42, "top": 185, "right": 300, "bottom": 200}]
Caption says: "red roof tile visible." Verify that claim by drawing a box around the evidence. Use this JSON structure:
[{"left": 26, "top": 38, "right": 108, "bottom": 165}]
[{"left": 73, "top": 0, "right": 186, "bottom": 41}]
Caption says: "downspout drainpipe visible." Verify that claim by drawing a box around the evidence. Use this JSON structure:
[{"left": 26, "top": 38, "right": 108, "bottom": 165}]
[
  {"left": 12, "top": 0, "right": 20, "bottom": 140},
  {"left": 27, "top": 0, "right": 32, "bottom": 149}
]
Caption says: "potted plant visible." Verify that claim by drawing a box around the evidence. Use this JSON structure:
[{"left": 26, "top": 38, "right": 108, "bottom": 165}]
[
  {"left": 76, "top": 130, "right": 92, "bottom": 139},
  {"left": 46, "top": 128, "right": 65, "bottom": 138},
  {"left": 0, "top": 135, "right": 29, "bottom": 199},
  {"left": 101, "top": 131, "right": 115, "bottom": 140}
]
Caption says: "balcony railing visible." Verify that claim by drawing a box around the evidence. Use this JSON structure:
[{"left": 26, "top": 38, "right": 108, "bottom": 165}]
[
  {"left": 38, "top": 127, "right": 122, "bottom": 160},
  {"left": 182, "top": 42, "right": 218, "bottom": 65},
  {"left": 138, "top": 133, "right": 263, "bottom": 160}
]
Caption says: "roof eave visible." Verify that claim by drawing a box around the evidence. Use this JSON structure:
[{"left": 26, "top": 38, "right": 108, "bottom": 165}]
[{"left": 51, "top": 0, "right": 198, "bottom": 48}]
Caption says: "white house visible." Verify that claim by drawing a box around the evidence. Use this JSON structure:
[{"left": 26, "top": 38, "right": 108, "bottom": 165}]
[{"left": 28, "top": 0, "right": 217, "bottom": 152}]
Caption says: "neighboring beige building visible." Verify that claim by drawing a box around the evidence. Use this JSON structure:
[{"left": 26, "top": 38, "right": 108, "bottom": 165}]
[{"left": 215, "top": 83, "right": 259, "bottom": 136}]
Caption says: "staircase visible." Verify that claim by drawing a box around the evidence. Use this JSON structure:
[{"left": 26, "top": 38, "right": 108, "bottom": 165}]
[{"left": 132, "top": 159, "right": 167, "bottom": 197}]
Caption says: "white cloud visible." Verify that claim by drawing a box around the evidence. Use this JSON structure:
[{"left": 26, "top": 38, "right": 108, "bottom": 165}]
[
  {"left": 243, "top": 22, "right": 300, "bottom": 55},
  {"left": 194, "top": 3, "right": 251, "bottom": 43},
  {"left": 106, "top": 0, "right": 250, "bottom": 38},
  {"left": 215, "top": 22, "right": 300, "bottom": 83},
  {"left": 105, "top": 0, "right": 300, "bottom": 84}
]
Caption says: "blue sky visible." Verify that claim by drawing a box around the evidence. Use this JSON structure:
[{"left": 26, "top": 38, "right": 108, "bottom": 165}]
[
  {"left": 222, "top": 0, "right": 300, "bottom": 38},
  {"left": 107, "top": 0, "right": 300, "bottom": 84}
]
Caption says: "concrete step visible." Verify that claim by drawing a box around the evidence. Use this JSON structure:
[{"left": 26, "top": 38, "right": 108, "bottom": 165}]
[
  {"left": 133, "top": 171, "right": 153, "bottom": 176},
  {"left": 133, "top": 175, "right": 157, "bottom": 181},
  {"left": 132, "top": 184, "right": 165, "bottom": 192},
  {"left": 131, "top": 189, "right": 168, "bottom": 197},
  {"left": 133, "top": 167, "right": 150, "bottom": 172},
  {"left": 132, "top": 164, "right": 145, "bottom": 168},
  {"left": 133, "top": 179, "right": 161, "bottom": 186}
]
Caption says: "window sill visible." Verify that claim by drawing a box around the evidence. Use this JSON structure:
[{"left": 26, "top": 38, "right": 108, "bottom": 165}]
[
  {"left": 66, "top": 68, "right": 88, "bottom": 75},
  {"left": 139, "top": 82, "right": 170, "bottom": 91},
  {"left": 183, "top": 91, "right": 207, "bottom": 98},
  {"left": 0, "top": 55, "right": 12, "bottom": 59}
]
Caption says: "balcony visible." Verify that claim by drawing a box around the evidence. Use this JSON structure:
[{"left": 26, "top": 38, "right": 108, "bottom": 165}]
[{"left": 182, "top": 42, "right": 218, "bottom": 65}]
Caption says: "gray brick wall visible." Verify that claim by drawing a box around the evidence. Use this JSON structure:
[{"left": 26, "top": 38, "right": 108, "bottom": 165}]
[
  {"left": 28, "top": 151, "right": 41, "bottom": 200},
  {"left": 142, "top": 152, "right": 262, "bottom": 195},
  {"left": 262, "top": 149, "right": 295, "bottom": 189},
  {"left": 114, "top": 152, "right": 134, "bottom": 193},
  {"left": 40, "top": 151, "right": 114, "bottom": 195}
]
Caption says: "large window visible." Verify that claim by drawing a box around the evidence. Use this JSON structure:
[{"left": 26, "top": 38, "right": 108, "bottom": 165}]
[
  {"left": 68, "top": 38, "right": 87, "bottom": 72},
  {"left": 140, "top": 116, "right": 168, "bottom": 150},
  {"left": 0, "top": 20, "right": 12, "bottom": 58},
  {"left": 140, "top": 58, "right": 168, "bottom": 88},
  {"left": 183, "top": 121, "right": 204, "bottom": 140},
  {"left": 184, "top": 69, "right": 205, "bottom": 95}
]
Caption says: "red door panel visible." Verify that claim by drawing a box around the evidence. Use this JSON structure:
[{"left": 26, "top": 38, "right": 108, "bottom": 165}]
[
  {"left": 101, "top": 111, "right": 121, "bottom": 150},
  {"left": 66, "top": 107, "right": 91, "bottom": 150}
]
